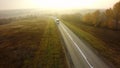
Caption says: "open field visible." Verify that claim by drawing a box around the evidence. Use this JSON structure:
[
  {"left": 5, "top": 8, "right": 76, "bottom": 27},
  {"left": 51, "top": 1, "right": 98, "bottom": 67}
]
[
  {"left": 60, "top": 18, "right": 120, "bottom": 68},
  {"left": 0, "top": 16, "right": 67, "bottom": 68}
]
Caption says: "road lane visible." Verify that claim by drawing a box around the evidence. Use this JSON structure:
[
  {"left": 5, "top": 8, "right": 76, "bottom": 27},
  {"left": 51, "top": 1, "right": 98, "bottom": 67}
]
[
  {"left": 60, "top": 23, "right": 94, "bottom": 68},
  {"left": 58, "top": 22, "right": 90, "bottom": 68},
  {"left": 54, "top": 18, "right": 110, "bottom": 68}
]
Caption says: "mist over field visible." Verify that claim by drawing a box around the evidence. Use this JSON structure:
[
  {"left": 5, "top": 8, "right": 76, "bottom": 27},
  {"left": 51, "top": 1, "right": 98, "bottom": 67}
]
[{"left": 0, "top": 0, "right": 120, "bottom": 68}]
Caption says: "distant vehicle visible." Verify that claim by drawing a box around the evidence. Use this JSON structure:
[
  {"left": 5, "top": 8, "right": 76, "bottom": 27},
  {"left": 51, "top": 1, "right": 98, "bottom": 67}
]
[{"left": 56, "top": 19, "right": 60, "bottom": 24}]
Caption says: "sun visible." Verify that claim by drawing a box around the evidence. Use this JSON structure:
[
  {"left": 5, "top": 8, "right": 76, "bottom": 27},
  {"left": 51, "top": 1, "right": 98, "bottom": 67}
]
[{"left": 29, "top": 0, "right": 111, "bottom": 9}]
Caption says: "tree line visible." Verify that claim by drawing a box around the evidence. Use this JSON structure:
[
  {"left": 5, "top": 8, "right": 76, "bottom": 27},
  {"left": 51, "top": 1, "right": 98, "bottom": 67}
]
[
  {"left": 82, "top": 1, "right": 120, "bottom": 30},
  {"left": 60, "top": 1, "right": 120, "bottom": 30}
]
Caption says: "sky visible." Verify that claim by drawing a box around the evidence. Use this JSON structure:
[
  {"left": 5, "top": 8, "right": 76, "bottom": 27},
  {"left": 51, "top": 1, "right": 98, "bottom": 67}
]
[{"left": 0, "top": 0, "right": 119, "bottom": 10}]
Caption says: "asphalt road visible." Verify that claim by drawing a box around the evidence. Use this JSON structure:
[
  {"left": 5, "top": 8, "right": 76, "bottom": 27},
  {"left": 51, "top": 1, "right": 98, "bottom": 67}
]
[{"left": 54, "top": 18, "right": 111, "bottom": 68}]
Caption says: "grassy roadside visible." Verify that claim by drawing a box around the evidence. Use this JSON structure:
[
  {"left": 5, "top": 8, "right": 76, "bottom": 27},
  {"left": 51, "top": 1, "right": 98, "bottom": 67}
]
[
  {"left": 0, "top": 16, "right": 68, "bottom": 68},
  {"left": 23, "top": 18, "right": 68, "bottom": 68},
  {"left": 61, "top": 20, "right": 120, "bottom": 68}
]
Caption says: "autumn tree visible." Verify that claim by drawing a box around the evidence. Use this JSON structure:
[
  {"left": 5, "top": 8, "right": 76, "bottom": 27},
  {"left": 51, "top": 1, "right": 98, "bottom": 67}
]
[
  {"left": 92, "top": 10, "right": 108, "bottom": 27},
  {"left": 82, "top": 10, "right": 104, "bottom": 26},
  {"left": 82, "top": 13, "right": 92, "bottom": 25},
  {"left": 91, "top": 10, "right": 101, "bottom": 26},
  {"left": 105, "top": 8, "right": 114, "bottom": 28},
  {"left": 113, "top": 1, "right": 120, "bottom": 30}
]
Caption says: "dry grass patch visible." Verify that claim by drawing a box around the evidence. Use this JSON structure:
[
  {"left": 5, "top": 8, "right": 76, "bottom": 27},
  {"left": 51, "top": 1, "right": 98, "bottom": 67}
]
[{"left": 0, "top": 16, "right": 67, "bottom": 68}]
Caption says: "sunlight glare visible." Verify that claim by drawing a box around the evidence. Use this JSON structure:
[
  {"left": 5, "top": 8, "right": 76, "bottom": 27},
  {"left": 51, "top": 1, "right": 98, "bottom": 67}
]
[{"left": 31, "top": 0, "right": 97, "bottom": 9}]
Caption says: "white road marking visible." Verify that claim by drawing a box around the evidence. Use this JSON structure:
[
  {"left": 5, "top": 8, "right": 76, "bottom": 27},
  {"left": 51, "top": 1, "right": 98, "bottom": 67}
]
[{"left": 60, "top": 23, "right": 94, "bottom": 68}]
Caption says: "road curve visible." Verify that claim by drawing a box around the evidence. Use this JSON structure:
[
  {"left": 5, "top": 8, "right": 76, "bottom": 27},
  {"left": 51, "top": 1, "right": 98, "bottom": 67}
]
[{"left": 54, "top": 18, "right": 111, "bottom": 68}]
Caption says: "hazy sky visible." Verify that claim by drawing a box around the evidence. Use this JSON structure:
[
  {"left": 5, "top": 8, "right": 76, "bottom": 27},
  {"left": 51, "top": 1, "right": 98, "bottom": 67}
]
[{"left": 0, "top": 0, "right": 119, "bottom": 10}]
